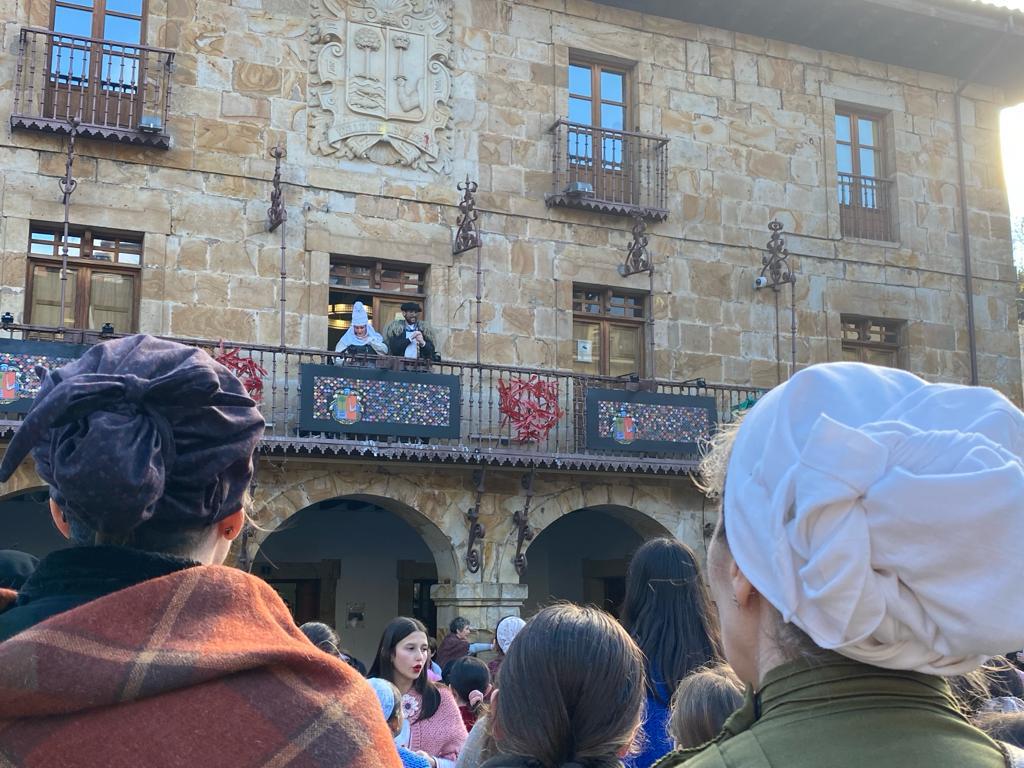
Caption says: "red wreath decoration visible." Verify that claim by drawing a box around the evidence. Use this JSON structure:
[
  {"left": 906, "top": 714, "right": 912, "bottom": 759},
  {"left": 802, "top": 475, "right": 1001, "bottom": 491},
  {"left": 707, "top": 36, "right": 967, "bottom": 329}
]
[
  {"left": 497, "top": 375, "right": 565, "bottom": 443},
  {"left": 213, "top": 341, "right": 268, "bottom": 403}
]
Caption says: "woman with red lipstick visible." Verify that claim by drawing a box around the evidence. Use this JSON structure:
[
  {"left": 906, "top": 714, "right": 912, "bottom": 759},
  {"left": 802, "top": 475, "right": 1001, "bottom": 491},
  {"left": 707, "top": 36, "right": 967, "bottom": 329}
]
[{"left": 370, "top": 617, "right": 468, "bottom": 768}]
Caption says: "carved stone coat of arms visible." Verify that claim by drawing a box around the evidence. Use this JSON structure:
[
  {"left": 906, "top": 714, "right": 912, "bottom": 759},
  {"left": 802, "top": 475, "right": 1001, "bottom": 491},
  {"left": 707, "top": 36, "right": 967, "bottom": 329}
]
[{"left": 311, "top": 0, "right": 454, "bottom": 173}]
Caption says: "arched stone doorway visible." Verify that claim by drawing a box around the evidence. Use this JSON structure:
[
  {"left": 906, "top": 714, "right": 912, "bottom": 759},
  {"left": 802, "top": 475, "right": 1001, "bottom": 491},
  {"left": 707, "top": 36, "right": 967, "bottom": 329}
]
[
  {"left": 0, "top": 487, "right": 69, "bottom": 558},
  {"left": 520, "top": 505, "right": 672, "bottom": 618},
  {"left": 253, "top": 494, "right": 457, "bottom": 666}
]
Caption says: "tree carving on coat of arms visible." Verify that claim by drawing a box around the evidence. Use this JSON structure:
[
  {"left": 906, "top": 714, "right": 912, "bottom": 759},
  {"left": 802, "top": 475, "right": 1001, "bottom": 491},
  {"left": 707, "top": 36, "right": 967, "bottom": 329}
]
[{"left": 310, "top": 0, "right": 454, "bottom": 173}]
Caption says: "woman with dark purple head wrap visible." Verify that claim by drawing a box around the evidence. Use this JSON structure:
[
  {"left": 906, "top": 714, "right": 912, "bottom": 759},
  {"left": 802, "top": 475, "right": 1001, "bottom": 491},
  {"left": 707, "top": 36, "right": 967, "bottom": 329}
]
[{"left": 0, "top": 335, "right": 401, "bottom": 768}]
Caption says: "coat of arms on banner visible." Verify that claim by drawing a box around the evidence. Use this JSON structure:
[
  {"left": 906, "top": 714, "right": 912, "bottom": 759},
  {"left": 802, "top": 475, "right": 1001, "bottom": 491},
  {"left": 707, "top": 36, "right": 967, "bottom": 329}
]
[{"left": 311, "top": 0, "right": 454, "bottom": 173}]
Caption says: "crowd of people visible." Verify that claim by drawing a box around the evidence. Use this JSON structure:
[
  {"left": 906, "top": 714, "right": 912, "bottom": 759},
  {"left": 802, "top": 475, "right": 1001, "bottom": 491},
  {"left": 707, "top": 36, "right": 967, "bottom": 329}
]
[{"left": 1, "top": 334, "right": 1024, "bottom": 768}]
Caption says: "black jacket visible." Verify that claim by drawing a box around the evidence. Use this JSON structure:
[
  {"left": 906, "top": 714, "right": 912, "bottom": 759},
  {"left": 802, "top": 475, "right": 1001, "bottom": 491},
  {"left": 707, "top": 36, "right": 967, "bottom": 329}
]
[
  {"left": 0, "top": 546, "right": 196, "bottom": 642},
  {"left": 386, "top": 326, "right": 436, "bottom": 360}
]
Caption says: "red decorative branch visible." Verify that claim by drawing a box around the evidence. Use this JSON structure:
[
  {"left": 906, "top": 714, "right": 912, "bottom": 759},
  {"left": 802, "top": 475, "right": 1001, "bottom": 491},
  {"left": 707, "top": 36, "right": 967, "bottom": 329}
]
[
  {"left": 497, "top": 376, "right": 564, "bottom": 443},
  {"left": 213, "top": 341, "right": 268, "bottom": 403}
]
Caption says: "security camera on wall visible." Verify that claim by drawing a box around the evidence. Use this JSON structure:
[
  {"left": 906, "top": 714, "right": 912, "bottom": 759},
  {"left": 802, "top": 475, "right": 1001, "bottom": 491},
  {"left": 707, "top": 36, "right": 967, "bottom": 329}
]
[{"left": 754, "top": 276, "right": 769, "bottom": 289}]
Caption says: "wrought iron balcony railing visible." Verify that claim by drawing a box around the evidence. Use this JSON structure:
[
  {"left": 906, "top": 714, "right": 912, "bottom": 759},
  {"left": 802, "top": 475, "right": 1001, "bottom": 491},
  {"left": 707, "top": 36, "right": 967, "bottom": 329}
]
[
  {"left": 11, "top": 27, "right": 174, "bottom": 149},
  {"left": 546, "top": 119, "right": 669, "bottom": 221},
  {"left": 0, "top": 325, "right": 763, "bottom": 475},
  {"left": 838, "top": 173, "right": 896, "bottom": 242}
]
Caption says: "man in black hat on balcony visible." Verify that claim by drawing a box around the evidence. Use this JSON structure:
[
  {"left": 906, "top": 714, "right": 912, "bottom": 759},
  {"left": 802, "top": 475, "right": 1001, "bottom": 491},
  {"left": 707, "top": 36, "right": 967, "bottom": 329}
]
[{"left": 385, "top": 302, "right": 437, "bottom": 360}]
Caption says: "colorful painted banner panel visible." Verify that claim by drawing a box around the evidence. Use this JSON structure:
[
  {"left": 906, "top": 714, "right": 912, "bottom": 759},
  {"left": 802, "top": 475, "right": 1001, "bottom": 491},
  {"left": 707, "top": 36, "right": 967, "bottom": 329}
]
[
  {"left": 0, "top": 338, "right": 90, "bottom": 414},
  {"left": 299, "top": 364, "right": 461, "bottom": 438},
  {"left": 585, "top": 389, "right": 717, "bottom": 453}
]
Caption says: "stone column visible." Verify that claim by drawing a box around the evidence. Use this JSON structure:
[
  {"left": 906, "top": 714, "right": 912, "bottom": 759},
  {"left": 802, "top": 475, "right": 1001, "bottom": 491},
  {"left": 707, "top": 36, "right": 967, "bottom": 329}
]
[{"left": 431, "top": 581, "right": 528, "bottom": 636}]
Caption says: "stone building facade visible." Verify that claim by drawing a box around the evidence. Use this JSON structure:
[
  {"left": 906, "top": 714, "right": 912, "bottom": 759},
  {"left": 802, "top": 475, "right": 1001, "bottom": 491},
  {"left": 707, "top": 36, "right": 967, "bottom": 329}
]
[{"left": 0, "top": 0, "right": 1022, "bottom": 656}]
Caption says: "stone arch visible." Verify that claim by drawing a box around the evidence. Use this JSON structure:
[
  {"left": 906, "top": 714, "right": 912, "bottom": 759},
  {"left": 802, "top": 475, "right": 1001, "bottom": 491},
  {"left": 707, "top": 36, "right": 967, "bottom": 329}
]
[
  {"left": 516, "top": 502, "right": 663, "bottom": 617},
  {"left": 249, "top": 463, "right": 462, "bottom": 585},
  {"left": 490, "top": 477, "right": 684, "bottom": 585}
]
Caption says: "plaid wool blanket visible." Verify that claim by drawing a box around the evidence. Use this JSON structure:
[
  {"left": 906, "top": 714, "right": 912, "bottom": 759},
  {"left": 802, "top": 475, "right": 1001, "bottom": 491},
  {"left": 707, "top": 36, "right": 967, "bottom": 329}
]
[{"left": 0, "top": 564, "right": 401, "bottom": 768}]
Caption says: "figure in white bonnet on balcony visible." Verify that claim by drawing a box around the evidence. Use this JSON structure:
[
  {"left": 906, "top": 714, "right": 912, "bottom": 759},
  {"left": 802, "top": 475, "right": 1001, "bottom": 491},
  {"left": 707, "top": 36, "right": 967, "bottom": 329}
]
[{"left": 335, "top": 301, "right": 388, "bottom": 359}]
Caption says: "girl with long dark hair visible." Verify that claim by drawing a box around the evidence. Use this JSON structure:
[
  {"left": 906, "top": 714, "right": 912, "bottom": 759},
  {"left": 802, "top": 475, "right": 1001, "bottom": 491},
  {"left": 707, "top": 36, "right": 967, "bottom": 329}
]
[
  {"left": 481, "top": 603, "right": 646, "bottom": 768},
  {"left": 370, "top": 616, "right": 468, "bottom": 768},
  {"left": 619, "top": 537, "right": 722, "bottom": 767}
]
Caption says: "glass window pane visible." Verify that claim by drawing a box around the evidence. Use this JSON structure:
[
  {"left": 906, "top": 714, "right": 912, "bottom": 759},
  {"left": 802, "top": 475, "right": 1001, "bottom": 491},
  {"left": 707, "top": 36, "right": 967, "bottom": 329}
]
[
  {"left": 859, "top": 148, "right": 877, "bottom": 178},
  {"left": 32, "top": 231, "right": 56, "bottom": 242},
  {"left": 30, "top": 242, "right": 55, "bottom": 255},
  {"left": 608, "top": 325, "right": 641, "bottom": 378},
  {"left": 50, "top": 14, "right": 92, "bottom": 80},
  {"left": 568, "top": 64, "right": 591, "bottom": 97},
  {"left": 101, "top": 52, "right": 140, "bottom": 89},
  {"left": 600, "top": 103, "right": 624, "bottom": 131},
  {"left": 836, "top": 144, "right": 853, "bottom": 174},
  {"left": 31, "top": 265, "right": 77, "bottom": 327},
  {"left": 88, "top": 271, "right": 133, "bottom": 331},
  {"left": 858, "top": 118, "right": 876, "bottom": 147},
  {"left": 105, "top": 0, "right": 142, "bottom": 14},
  {"left": 602, "top": 135, "right": 623, "bottom": 168},
  {"left": 864, "top": 348, "right": 897, "bottom": 368},
  {"left": 53, "top": 6, "right": 93, "bottom": 36},
  {"left": 569, "top": 96, "right": 592, "bottom": 126},
  {"left": 600, "top": 70, "right": 624, "bottom": 102},
  {"left": 572, "top": 321, "right": 601, "bottom": 376},
  {"left": 102, "top": 15, "right": 141, "bottom": 43},
  {"left": 567, "top": 129, "right": 592, "bottom": 164},
  {"left": 835, "top": 114, "right": 851, "bottom": 142}
]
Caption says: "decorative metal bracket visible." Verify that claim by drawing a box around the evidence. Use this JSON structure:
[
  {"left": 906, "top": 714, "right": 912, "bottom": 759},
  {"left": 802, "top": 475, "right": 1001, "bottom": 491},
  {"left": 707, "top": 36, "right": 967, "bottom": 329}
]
[
  {"left": 268, "top": 146, "right": 287, "bottom": 232},
  {"left": 57, "top": 116, "right": 81, "bottom": 330},
  {"left": 453, "top": 176, "right": 481, "bottom": 255},
  {"left": 757, "top": 220, "right": 799, "bottom": 385},
  {"left": 758, "top": 220, "right": 795, "bottom": 291},
  {"left": 465, "top": 469, "right": 486, "bottom": 574},
  {"left": 619, "top": 215, "right": 654, "bottom": 276},
  {"left": 268, "top": 146, "right": 288, "bottom": 347},
  {"left": 512, "top": 470, "right": 537, "bottom": 577}
]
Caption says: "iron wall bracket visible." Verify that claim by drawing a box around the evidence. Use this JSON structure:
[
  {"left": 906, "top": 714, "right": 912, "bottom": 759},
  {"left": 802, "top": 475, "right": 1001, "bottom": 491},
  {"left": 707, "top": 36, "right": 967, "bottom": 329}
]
[
  {"left": 512, "top": 470, "right": 537, "bottom": 577},
  {"left": 465, "top": 468, "right": 486, "bottom": 573}
]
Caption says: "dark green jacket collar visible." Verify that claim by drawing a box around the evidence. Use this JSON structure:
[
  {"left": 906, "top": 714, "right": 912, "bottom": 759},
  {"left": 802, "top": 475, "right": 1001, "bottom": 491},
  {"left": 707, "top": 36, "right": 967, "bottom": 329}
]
[{"left": 654, "top": 654, "right": 1002, "bottom": 768}]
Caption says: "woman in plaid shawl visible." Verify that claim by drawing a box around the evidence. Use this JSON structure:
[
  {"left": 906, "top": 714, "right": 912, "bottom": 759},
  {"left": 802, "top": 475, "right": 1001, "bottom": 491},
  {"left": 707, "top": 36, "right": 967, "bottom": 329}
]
[{"left": 0, "top": 335, "right": 401, "bottom": 768}]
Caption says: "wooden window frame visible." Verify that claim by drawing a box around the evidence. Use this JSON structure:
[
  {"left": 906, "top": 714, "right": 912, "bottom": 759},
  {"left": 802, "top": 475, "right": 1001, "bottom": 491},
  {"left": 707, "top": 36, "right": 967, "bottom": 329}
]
[
  {"left": 48, "top": 0, "right": 149, "bottom": 130},
  {"left": 25, "top": 224, "right": 142, "bottom": 332},
  {"left": 572, "top": 284, "right": 646, "bottom": 377},
  {"left": 51, "top": 0, "right": 148, "bottom": 43},
  {"left": 839, "top": 314, "right": 905, "bottom": 368},
  {"left": 836, "top": 107, "right": 886, "bottom": 181},
  {"left": 567, "top": 55, "right": 632, "bottom": 133},
  {"left": 567, "top": 55, "right": 635, "bottom": 203},
  {"left": 836, "top": 106, "right": 898, "bottom": 241},
  {"left": 328, "top": 256, "right": 428, "bottom": 346}
]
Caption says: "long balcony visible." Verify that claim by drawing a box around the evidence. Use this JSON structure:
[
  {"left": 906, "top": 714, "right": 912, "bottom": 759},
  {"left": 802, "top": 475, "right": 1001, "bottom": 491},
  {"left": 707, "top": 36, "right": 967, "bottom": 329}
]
[
  {"left": 838, "top": 173, "right": 896, "bottom": 242},
  {"left": 11, "top": 27, "right": 174, "bottom": 149},
  {"left": 546, "top": 119, "right": 669, "bottom": 221},
  {"left": 0, "top": 326, "right": 763, "bottom": 476}
]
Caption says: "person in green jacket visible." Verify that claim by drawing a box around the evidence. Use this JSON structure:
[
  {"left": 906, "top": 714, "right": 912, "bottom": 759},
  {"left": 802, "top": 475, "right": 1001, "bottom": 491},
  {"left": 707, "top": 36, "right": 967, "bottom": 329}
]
[{"left": 656, "top": 362, "right": 1024, "bottom": 768}]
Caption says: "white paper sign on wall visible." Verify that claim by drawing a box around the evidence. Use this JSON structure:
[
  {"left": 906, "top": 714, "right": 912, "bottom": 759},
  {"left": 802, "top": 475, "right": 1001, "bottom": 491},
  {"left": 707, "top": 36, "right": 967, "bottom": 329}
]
[{"left": 576, "top": 339, "right": 593, "bottom": 363}]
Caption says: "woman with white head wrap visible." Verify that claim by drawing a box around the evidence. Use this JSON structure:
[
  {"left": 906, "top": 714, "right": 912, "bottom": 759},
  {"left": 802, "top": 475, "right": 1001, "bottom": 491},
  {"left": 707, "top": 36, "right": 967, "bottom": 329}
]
[
  {"left": 335, "top": 301, "right": 388, "bottom": 359},
  {"left": 655, "top": 362, "right": 1024, "bottom": 768}
]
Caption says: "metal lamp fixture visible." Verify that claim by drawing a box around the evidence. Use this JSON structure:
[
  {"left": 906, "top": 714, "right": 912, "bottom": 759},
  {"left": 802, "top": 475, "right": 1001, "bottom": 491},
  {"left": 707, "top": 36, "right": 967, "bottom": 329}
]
[{"left": 1, "top": 312, "right": 14, "bottom": 328}]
